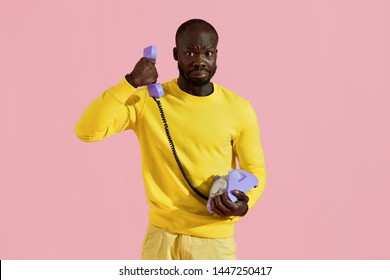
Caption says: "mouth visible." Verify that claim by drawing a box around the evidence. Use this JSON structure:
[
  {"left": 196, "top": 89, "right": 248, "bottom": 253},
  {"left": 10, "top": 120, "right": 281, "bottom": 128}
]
[{"left": 188, "top": 69, "right": 210, "bottom": 78}]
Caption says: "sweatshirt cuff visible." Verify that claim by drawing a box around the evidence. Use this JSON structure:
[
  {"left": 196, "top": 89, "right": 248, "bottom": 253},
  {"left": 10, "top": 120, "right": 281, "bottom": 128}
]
[{"left": 109, "top": 77, "right": 137, "bottom": 103}]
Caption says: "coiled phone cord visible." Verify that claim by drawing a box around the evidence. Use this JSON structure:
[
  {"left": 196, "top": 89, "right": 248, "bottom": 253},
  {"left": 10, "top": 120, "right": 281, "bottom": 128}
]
[{"left": 152, "top": 97, "right": 209, "bottom": 201}]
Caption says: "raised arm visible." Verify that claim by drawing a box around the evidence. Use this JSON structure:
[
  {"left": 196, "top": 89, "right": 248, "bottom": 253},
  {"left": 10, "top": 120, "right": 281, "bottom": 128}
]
[{"left": 75, "top": 57, "right": 158, "bottom": 142}]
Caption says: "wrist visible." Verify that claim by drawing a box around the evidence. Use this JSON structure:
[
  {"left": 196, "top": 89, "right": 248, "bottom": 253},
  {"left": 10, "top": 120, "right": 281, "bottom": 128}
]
[{"left": 125, "top": 74, "right": 138, "bottom": 88}]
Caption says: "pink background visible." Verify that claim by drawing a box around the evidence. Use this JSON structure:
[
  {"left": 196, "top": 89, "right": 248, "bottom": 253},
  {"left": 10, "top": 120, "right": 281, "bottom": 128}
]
[{"left": 1, "top": 0, "right": 389, "bottom": 259}]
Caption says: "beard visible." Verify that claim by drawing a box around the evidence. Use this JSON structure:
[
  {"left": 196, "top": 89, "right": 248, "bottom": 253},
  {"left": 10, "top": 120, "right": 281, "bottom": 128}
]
[{"left": 178, "top": 64, "right": 217, "bottom": 87}]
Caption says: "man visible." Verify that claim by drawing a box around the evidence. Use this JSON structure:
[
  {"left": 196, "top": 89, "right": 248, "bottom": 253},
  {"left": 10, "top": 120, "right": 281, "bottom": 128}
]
[{"left": 75, "top": 19, "right": 266, "bottom": 260}]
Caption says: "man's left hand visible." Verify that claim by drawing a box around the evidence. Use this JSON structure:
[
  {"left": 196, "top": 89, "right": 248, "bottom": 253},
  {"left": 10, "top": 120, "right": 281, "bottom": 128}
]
[{"left": 210, "top": 190, "right": 249, "bottom": 217}]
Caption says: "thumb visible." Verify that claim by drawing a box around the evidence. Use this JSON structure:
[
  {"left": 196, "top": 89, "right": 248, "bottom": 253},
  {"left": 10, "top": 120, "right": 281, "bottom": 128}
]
[{"left": 231, "top": 190, "right": 249, "bottom": 203}]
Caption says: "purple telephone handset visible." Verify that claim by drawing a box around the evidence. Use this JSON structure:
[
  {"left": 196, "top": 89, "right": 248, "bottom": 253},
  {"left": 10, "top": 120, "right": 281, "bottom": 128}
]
[
  {"left": 207, "top": 169, "right": 258, "bottom": 213},
  {"left": 143, "top": 46, "right": 164, "bottom": 98}
]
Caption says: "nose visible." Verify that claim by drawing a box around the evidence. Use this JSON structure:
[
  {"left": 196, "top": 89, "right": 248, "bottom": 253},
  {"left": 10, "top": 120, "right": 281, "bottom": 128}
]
[{"left": 193, "top": 54, "right": 206, "bottom": 68}]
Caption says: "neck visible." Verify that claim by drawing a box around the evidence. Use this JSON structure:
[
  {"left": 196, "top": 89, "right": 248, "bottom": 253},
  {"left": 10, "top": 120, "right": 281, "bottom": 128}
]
[{"left": 177, "top": 76, "right": 214, "bottom": 96}]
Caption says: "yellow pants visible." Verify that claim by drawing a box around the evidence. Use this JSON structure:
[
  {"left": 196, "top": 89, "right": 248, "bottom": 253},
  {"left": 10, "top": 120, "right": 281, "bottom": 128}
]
[{"left": 141, "top": 224, "right": 237, "bottom": 260}]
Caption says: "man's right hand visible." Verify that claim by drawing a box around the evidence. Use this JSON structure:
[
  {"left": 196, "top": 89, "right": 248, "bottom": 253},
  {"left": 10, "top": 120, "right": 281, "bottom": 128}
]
[{"left": 125, "top": 57, "right": 159, "bottom": 88}]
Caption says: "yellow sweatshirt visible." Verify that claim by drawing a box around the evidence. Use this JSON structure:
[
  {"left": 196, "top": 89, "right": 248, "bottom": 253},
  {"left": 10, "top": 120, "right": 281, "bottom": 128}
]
[{"left": 75, "top": 78, "right": 266, "bottom": 238}]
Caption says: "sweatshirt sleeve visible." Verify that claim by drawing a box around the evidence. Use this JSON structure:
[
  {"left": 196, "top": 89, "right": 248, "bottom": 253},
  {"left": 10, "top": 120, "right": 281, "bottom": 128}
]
[
  {"left": 75, "top": 77, "right": 145, "bottom": 142},
  {"left": 233, "top": 101, "right": 267, "bottom": 210}
]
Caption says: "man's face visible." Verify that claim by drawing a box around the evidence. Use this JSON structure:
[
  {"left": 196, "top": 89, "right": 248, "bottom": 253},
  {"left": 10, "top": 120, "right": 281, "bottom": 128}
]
[{"left": 174, "top": 26, "right": 218, "bottom": 87}]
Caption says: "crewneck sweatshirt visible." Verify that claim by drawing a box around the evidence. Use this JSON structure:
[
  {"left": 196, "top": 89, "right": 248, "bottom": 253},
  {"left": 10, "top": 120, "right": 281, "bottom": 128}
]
[{"left": 75, "top": 78, "right": 266, "bottom": 238}]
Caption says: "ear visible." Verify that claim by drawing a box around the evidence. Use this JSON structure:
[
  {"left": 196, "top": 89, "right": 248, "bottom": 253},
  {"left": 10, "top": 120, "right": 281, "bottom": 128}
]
[{"left": 173, "top": 47, "right": 178, "bottom": 61}]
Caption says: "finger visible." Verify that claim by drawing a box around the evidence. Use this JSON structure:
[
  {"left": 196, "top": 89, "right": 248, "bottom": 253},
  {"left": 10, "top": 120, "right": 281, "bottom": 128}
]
[
  {"left": 231, "top": 190, "right": 249, "bottom": 203},
  {"left": 141, "top": 57, "right": 155, "bottom": 63},
  {"left": 210, "top": 197, "right": 224, "bottom": 216},
  {"left": 221, "top": 191, "right": 239, "bottom": 210},
  {"left": 214, "top": 193, "right": 233, "bottom": 216},
  {"left": 146, "top": 67, "right": 158, "bottom": 83},
  {"left": 222, "top": 191, "right": 248, "bottom": 216}
]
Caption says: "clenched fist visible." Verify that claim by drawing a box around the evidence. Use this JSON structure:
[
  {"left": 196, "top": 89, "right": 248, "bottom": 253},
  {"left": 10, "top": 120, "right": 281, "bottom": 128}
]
[{"left": 125, "top": 57, "right": 159, "bottom": 88}]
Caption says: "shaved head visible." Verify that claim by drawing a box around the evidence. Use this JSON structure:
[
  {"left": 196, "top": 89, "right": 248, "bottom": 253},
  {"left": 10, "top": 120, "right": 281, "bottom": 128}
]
[{"left": 175, "top": 19, "right": 219, "bottom": 46}]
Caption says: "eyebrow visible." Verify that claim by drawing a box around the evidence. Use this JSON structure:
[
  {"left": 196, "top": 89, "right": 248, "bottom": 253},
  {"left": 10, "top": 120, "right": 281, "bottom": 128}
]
[{"left": 182, "top": 46, "right": 216, "bottom": 50}]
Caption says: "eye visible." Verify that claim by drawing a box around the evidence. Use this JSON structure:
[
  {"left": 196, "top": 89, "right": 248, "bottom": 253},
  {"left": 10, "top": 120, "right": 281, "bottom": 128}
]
[
  {"left": 185, "top": 51, "right": 195, "bottom": 56},
  {"left": 205, "top": 51, "right": 214, "bottom": 57}
]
